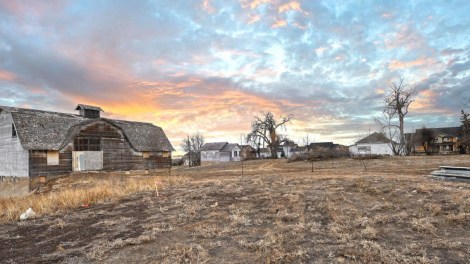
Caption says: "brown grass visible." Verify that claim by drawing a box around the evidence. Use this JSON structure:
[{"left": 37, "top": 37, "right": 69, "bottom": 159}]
[
  {"left": 0, "top": 175, "right": 188, "bottom": 222},
  {"left": 1, "top": 155, "right": 470, "bottom": 263}
]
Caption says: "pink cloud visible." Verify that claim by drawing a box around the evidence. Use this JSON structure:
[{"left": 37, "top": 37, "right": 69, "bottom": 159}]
[
  {"left": 272, "top": 19, "right": 287, "bottom": 28},
  {"left": 0, "top": 70, "right": 17, "bottom": 81},
  {"left": 388, "top": 57, "right": 435, "bottom": 70}
]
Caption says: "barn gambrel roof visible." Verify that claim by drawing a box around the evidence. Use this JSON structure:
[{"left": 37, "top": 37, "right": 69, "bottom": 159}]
[{"left": 0, "top": 105, "right": 174, "bottom": 152}]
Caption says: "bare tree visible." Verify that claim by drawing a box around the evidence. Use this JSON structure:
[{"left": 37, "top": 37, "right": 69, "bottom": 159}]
[
  {"left": 375, "top": 77, "right": 415, "bottom": 155},
  {"left": 246, "top": 112, "right": 292, "bottom": 159},
  {"left": 416, "top": 126, "right": 435, "bottom": 154},
  {"left": 181, "top": 132, "right": 205, "bottom": 166}
]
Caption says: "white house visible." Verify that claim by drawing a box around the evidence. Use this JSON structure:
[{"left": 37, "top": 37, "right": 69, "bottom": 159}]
[
  {"left": 349, "top": 132, "right": 395, "bottom": 156},
  {"left": 201, "top": 142, "right": 241, "bottom": 163}
]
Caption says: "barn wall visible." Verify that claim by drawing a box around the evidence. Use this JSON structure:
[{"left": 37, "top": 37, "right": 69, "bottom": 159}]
[
  {"left": 28, "top": 121, "right": 171, "bottom": 177},
  {"left": 29, "top": 146, "right": 73, "bottom": 177},
  {"left": 0, "top": 111, "right": 29, "bottom": 177},
  {"left": 77, "top": 122, "right": 170, "bottom": 171}
]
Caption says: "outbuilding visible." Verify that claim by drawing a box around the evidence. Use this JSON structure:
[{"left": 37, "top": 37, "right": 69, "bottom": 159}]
[
  {"left": 200, "top": 142, "right": 241, "bottom": 163},
  {"left": 0, "top": 104, "right": 174, "bottom": 179},
  {"left": 349, "top": 132, "right": 395, "bottom": 156}
]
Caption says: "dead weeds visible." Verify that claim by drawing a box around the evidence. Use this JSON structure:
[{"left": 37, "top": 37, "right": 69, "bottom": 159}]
[{"left": 1, "top": 156, "right": 470, "bottom": 263}]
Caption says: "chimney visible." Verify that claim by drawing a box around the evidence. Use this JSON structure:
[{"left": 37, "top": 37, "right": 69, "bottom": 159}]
[{"left": 75, "top": 104, "right": 104, "bottom": 118}]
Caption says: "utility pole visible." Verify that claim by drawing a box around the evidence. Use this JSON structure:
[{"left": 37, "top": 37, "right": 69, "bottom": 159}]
[
  {"left": 240, "top": 134, "right": 244, "bottom": 176},
  {"left": 187, "top": 135, "right": 191, "bottom": 168}
]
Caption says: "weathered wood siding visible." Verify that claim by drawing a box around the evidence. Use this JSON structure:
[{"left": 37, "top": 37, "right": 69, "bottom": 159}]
[
  {"left": 28, "top": 121, "right": 171, "bottom": 177},
  {"left": 0, "top": 111, "right": 29, "bottom": 177},
  {"left": 29, "top": 121, "right": 171, "bottom": 176},
  {"left": 29, "top": 148, "right": 72, "bottom": 177}
]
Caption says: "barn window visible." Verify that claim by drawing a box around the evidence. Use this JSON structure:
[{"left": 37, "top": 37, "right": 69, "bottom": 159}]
[
  {"left": 47, "top": 151, "right": 60, "bottom": 165},
  {"left": 12, "top": 123, "right": 17, "bottom": 138},
  {"left": 74, "top": 137, "right": 101, "bottom": 151},
  {"left": 162, "top": 152, "right": 170, "bottom": 158},
  {"left": 142, "top": 152, "right": 150, "bottom": 158}
]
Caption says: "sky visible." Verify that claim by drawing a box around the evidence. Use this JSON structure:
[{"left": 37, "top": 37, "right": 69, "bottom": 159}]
[{"left": 1, "top": 0, "right": 470, "bottom": 151}]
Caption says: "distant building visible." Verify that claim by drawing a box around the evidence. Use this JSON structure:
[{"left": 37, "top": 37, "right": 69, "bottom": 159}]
[
  {"left": 308, "top": 142, "right": 334, "bottom": 151},
  {"left": 200, "top": 142, "right": 241, "bottom": 163},
  {"left": 0, "top": 104, "right": 174, "bottom": 179},
  {"left": 412, "top": 127, "right": 460, "bottom": 154},
  {"left": 240, "top": 145, "right": 257, "bottom": 160},
  {"left": 258, "top": 147, "right": 271, "bottom": 158},
  {"left": 349, "top": 132, "right": 395, "bottom": 156}
]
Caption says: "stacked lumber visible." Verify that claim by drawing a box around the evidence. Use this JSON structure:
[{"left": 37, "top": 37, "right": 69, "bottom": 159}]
[{"left": 431, "top": 166, "right": 470, "bottom": 180}]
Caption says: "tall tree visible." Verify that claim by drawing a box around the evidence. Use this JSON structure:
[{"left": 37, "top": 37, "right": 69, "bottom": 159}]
[
  {"left": 246, "top": 112, "right": 292, "bottom": 159},
  {"left": 375, "top": 77, "right": 415, "bottom": 155},
  {"left": 458, "top": 110, "right": 470, "bottom": 153},
  {"left": 180, "top": 132, "right": 205, "bottom": 166},
  {"left": 416, "top": 126, "right": 435, "bottom": 154}
]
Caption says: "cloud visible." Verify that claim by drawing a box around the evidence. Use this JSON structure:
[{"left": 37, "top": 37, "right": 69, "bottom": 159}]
[
  {"left": 0, "top": 0, "right": 470, "bottom": 148},
  {"left": 278, "top": 1, "right": 302, "bottom": 13}
]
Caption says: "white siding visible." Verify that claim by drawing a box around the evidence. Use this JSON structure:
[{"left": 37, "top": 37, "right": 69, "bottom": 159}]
[
  {"left": 219, "top": 152, "right": 230, "bottom": 162},
  {"left": 201, "top": 150, "right": 221, "bottom": 162},
  {"left": 349, "top": 143, "right": 394, "bottom": 156},
  {"left": 0, "top": 111, "right": 29, "bottom": 177}
]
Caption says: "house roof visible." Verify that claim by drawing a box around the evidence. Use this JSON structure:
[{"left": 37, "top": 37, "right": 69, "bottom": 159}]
[
  {"left": 75, "top": 104, "right": 104, "bottom": 112},
  {"left": 415, "top": 127, "right": 460, "bottom": 137},
  {"left": 240, "top": 145, "right": 255, "bottom": 151},
  {"left": 308, "top": 142, "right": 334, "bottom": 149},
  {"left": 0, "top": 105, "right": 174, "bottom": 152},
  {"left": 291, "top": 146, "right": 308, "bottom": 152},
  {"left": 221, "top": 143, "right": 240, "bottom": 152},
  {"left": 356, "top": 132, "right": 393, "bottom": 144},
  {"left": 201, "top": 142, "right": 228, "bottom": 151}
]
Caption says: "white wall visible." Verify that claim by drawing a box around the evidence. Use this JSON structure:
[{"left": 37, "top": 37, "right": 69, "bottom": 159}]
[
  {"left": 349, "top": 143, "right": 394, "bottom": 156},
  {"left": 0, "top": 111, "right": 29, "bottom": 177},
  {"left": 219, "top": 152, "right": 231, "bottom": 162},
  {"left": 201, "top": 150, "right": 220, "bottom": 162},
  {"left": 231, "top": 147, "right": 241, "bottom": 161},
  {"left": 72, "top": 151, "right": 103, "bottom": 171}
]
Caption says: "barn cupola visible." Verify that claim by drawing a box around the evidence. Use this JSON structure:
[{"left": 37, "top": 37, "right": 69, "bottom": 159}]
[{"left": 75, "top": 104, "right": 104, "bottom": 118}]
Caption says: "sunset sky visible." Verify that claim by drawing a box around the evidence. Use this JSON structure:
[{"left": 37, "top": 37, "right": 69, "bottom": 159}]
[{"left": 1, "top": 0, "right": 469, "bottom": 151}]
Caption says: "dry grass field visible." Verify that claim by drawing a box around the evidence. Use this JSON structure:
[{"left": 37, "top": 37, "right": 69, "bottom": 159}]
[{"left": 1, "top": 155, "right": 470, "bottom": 263}]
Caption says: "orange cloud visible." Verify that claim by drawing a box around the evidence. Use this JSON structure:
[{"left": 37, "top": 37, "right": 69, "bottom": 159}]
[
  {"left": 410, "top": 89, "right": 437, "bottom": 111},
  {"left": 272, "top": 19, "right": 287, "bottom": 28},
  {"left": 0, "top": 70, "right": 16, "bottom": 81},
  {"left": 248, "top": 15, "right": 261, "bottom": 24},
  {"left": 241, "top": 0, "right": 272, "bottom": 9},
  {"left": 388, "top": 57, "right": 434, "bottom": 70},
  {"left": 278, "top": 1, "right": 301, "bottom": 13}
]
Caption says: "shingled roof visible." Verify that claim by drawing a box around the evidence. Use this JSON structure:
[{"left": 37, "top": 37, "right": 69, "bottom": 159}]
[
  {"left": 415, "top": 127, "right": 460, "bottom": 137},
  {"left": 0, "top": 105, "right": 174, "bottom": 152},
  {"left": 75, "top": 104, "right": 104, "bottom": 112},
  {"left": 201, "top": 142, "right": 228, "bottom": 151},
  {"left": 356, "top": 132, "right": 394, "bottom": 144},
  {"left": 221, "top": 143, "right": 240, "bottom": 152}
]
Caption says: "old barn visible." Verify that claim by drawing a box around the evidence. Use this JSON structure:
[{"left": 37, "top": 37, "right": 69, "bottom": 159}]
[{"left": 0, "top": 104, "right": 174, "bottom": 179}]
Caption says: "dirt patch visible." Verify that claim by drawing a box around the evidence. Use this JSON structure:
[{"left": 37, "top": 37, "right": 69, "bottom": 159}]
[{"left": 1, "top": 156, "right": 470, "bottom": 263}]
